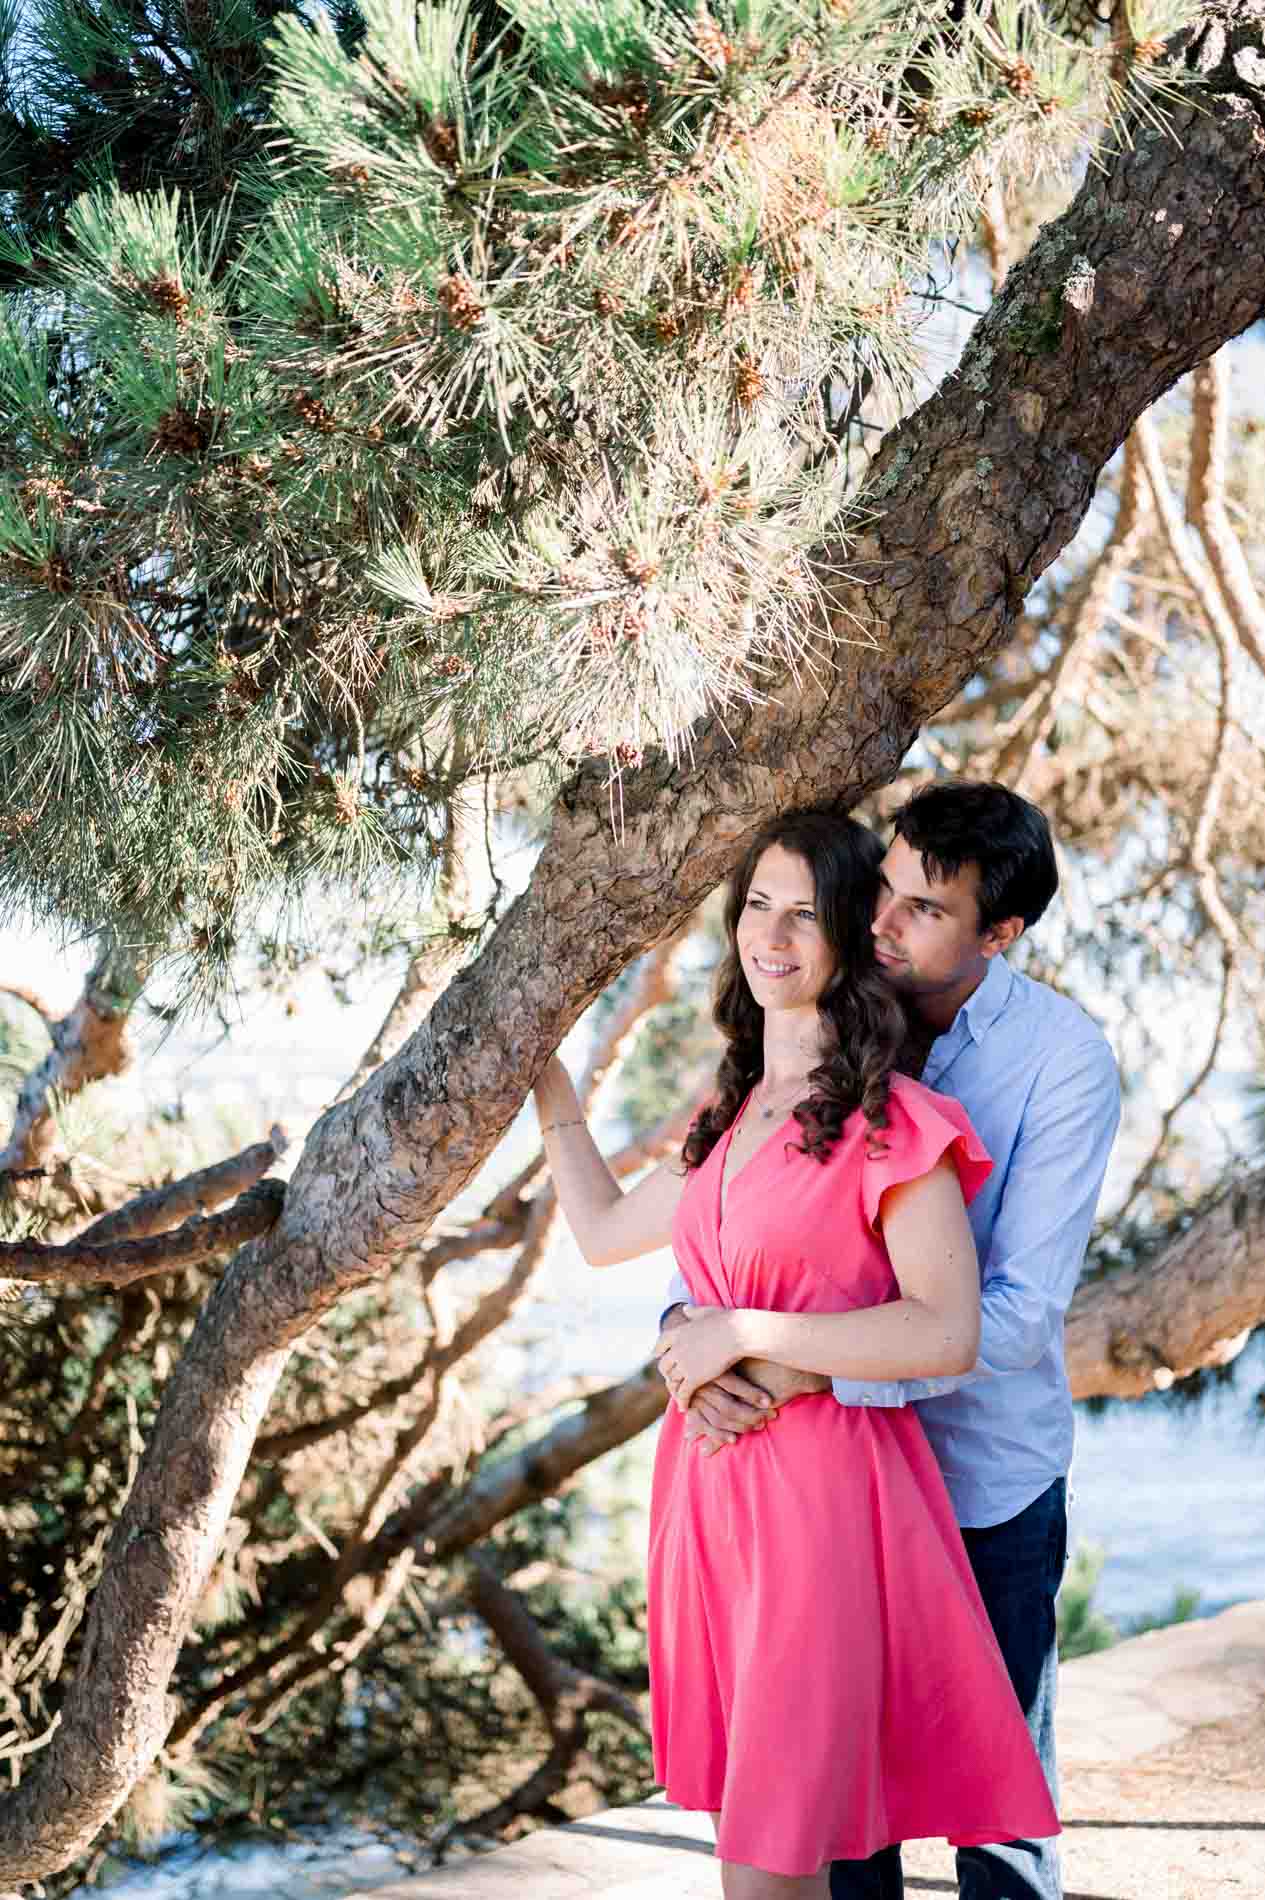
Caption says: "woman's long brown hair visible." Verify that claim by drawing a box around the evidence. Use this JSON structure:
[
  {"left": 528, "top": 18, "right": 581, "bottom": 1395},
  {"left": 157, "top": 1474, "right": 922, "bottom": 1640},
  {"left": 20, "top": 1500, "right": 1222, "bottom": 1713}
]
[{"left": 682, "top": 809, "right": 909, "bottom": 1169}]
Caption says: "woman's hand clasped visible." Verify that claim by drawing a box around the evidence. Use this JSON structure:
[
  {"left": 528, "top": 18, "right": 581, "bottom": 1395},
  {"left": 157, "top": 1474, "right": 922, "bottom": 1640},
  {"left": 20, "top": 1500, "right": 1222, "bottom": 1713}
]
[{"left": 655, "top": 1305, "right": 746, "bottom": 1412}]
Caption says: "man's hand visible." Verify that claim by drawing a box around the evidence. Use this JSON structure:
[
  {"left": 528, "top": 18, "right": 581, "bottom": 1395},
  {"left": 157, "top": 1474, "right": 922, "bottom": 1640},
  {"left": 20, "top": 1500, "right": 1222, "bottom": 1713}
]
[
  {"left": 735, "top": 1357, "right": 831, "bottom": 1406},
  {"left": 687, "top": 1365, "right": 778, "bottom": 1454}
]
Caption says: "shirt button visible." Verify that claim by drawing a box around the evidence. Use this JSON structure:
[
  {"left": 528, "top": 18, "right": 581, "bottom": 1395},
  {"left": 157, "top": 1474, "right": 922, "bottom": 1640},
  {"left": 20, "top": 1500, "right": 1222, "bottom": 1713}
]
[{"left": 861, "top": 1393, "right": 874, "bottom": 1405}]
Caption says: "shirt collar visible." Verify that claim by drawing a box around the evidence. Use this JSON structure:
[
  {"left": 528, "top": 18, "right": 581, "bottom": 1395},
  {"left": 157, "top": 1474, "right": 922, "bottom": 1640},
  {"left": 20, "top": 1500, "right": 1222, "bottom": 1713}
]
[{"left": 956, "top": 953, "right": 1015, "bottom": 1044}]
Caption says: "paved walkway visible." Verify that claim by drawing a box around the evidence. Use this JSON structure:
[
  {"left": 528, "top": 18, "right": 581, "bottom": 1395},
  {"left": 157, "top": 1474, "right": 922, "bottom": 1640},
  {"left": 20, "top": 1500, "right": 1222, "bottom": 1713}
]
[{"left": 359, "top": 1602, "right": 1265, "bottom": 1899}]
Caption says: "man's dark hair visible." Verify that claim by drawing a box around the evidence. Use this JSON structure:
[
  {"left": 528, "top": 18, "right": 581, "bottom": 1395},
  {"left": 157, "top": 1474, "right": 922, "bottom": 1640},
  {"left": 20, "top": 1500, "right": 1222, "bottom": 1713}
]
[{"left": 891, "top": 781, "right": 1058, "bottom": 931}]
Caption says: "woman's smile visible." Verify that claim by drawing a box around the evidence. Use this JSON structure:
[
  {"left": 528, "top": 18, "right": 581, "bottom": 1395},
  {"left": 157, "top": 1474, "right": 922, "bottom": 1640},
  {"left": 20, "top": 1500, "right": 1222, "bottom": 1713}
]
[{"left": 751, "top": 954, "right": 800, "bottom": 978}]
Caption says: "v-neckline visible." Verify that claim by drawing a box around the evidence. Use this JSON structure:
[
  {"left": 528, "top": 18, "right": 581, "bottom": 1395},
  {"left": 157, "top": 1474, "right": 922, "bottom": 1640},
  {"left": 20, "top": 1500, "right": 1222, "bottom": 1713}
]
[{"left": 718, "top": 1092, "right": 794, "bottom": 1223}]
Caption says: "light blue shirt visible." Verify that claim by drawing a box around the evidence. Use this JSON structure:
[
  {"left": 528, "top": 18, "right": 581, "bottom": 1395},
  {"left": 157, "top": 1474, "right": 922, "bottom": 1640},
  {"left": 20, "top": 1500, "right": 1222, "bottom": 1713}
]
[{"left": 664, "top": 955, "right": 1121, "bottom": 1529}]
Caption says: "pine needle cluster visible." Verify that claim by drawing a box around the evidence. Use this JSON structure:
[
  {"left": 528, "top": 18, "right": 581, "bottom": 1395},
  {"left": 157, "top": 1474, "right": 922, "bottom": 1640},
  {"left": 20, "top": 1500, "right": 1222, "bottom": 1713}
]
[{"left": 0, "top": 0, "right": 1198, "bottom": 1000}]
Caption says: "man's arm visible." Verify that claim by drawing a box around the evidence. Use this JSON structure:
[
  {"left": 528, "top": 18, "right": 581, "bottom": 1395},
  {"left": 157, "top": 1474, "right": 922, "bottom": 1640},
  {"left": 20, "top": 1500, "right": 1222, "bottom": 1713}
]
[
  {"left": 892, "top": 1034, "right": 1121, "bottom": 1400},
  {"left": 831, "top": 1033, "right": 1120, "bottom": 1408}
]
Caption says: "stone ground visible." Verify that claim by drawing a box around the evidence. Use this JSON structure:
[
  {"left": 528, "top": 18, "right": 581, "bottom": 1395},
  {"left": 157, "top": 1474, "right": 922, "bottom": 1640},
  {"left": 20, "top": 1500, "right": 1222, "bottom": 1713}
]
[{"left": 351, "top": 1602, "right": 1265, "bottom": 1900}]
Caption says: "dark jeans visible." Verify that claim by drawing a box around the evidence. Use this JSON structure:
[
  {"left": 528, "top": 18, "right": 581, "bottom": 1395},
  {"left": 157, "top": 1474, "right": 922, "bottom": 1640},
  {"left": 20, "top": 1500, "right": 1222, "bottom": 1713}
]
[{"left": 829, "top": 1477, "right": 1068, "bottom": 1900}]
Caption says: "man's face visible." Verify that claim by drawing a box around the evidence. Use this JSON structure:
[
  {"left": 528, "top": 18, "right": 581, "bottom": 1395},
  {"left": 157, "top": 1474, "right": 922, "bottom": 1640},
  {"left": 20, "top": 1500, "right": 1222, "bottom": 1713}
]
[{"left": 871, "top": 835, "right": 1012, "bottom": 1000}]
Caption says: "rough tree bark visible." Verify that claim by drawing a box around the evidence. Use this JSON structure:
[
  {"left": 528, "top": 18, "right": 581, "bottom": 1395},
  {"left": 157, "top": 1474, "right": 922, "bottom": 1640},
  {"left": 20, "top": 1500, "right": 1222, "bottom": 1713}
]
[
  {"left": 1066, "top": 1166, "right": 1265, "bottom": 1398},
  {"left": 2, "top": 13, "right": 1264, "bottom": 1879}
]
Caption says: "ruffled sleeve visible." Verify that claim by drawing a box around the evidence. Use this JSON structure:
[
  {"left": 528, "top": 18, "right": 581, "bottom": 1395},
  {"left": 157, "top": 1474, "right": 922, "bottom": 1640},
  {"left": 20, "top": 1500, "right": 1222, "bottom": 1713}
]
[{"left": 860, "top": 1075, "right": 992, "bottom": 1236}]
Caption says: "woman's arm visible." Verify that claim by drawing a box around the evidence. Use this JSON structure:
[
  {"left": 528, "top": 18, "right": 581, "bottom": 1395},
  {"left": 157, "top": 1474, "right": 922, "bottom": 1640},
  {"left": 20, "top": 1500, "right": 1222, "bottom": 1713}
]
[
  {"left": 534, "top": 1056, "right": 687, "bottom": 1266},
  {"left": 656, "top": 1156, "right": 980, "bottom": 1407}
]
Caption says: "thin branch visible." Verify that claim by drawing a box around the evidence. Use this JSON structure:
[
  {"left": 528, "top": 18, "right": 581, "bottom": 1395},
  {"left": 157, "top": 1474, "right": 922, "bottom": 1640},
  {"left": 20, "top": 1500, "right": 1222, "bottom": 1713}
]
[
  {"left": 1135, "top": 411, "right": 1241, "bottom": 953},
  {"left": 1001, "top": 432, "right": 1151, "bottom": 793},
  {"left": 1115, "top": 950, "right": 1233, "bottom": 1225},
  {"left": 0, "top": 942, "right": 147, "bottom": 1178},
  {"left": 1187, "top": 350, "right": 1265, "bottom": 677},
  {"left": 408, "top": 1363, "right": 668, "bottom": 1568},
  {"left": 980, "top": 180, "right": 1010, "bottom": 296},
  {"left": 75, "top": 1127, "right": 288, "bottom": 1247},
  {"left": 0, "top": 1180, "right": 286, "bottom": 1288}
]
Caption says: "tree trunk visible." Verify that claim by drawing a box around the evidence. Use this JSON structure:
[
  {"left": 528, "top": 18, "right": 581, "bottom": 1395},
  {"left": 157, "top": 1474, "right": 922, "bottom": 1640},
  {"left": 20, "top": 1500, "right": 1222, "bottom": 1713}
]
[{"left": 3, "top": 16, "right": 1264, "bottom": 1879}]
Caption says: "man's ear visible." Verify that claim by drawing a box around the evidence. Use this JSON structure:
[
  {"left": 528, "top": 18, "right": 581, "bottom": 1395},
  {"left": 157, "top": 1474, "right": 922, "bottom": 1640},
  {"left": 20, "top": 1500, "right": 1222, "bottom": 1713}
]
[{"left": 982, "top": 916, "right": 1024, "bottom": 959}]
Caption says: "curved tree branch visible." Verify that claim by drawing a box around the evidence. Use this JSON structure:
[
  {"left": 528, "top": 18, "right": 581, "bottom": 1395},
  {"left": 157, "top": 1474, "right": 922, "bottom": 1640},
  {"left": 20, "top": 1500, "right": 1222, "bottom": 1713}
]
[
  {"left": 3, "top": 22, "right": 1265, "bottom": 1878},
  {"left": 1067, "top": 1167, "right": 1265, "bottom": 1398},
  {"left": 442, "top": 1551, "right": 646, "bottom": 1841}
]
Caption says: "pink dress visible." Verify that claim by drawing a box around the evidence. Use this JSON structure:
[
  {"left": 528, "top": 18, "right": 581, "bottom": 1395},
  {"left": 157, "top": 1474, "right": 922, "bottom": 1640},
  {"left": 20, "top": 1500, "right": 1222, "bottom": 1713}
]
[{"left": 647, "top": 1074, "right": 1060, "bottom": 1877}]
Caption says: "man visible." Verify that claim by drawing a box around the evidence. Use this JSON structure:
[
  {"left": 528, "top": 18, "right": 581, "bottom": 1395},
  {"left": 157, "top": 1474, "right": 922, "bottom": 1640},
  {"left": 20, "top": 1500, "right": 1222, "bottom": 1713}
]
[{"left": 658, "top": 780, "right": 1120, "bottom": 1900}]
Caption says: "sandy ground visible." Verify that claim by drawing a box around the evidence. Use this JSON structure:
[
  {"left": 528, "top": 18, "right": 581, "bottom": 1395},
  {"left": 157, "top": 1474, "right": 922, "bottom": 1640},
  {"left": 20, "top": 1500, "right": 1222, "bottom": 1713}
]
[{"left": 359, "top": 1603, "right": 1265, "bottom": 1899}]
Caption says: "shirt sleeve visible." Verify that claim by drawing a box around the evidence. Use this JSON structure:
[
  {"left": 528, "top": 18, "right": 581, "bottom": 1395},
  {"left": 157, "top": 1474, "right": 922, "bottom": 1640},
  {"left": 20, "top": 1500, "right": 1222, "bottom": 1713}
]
[
  {"left": 833, "top": 1081, "right": 991, "bottom": 1410},
  {"left": 897, "top": 1032, "right": 1121, "bottom": 1401},
  {"left": 660, "top": 1265, "right": 691, "bottom": 1329}
]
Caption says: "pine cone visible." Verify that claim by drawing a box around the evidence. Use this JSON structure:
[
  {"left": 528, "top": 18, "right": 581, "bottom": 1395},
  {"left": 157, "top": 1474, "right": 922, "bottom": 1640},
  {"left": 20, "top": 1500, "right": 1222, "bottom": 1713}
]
[
  {"left": 1133, "top": 38, "right": 1167, "bottom": 63},
  {"left": 728, "top": 267, "right": 755, "bottom": 312},
  {"left": 620, "top": 549, "right": 660, "bottom": 586},
  {"left": 424, "top": 119, "right": 460, "bottom": 168},
  {"left": 1003, "top": 60, "right": 1037, "bottom": 99},
  {"left": 591, "top": 80, "right": 651, "bottom": 130},
  {"left": 144, "top": 275, "right": 191, "bottom": 320},
  {"left": 290, "top": 393, "right": 338, "bottom": 433},
  {"left": 19, "top": 475, "right": 71, "bottom": 518},
  {"left": 593, "top": 287, "right": 621, "bottom": 320},
  {"left": 621, "top": 602, "right": 649, "bottom": 644},
  {"left": 153, "top": 407, "right": 210, "bottom": 457},
  {"left": 734, "top": 361, "right": 766, "bottom": 409},
  {"left": 654, "top": 309, "right": 681, "bottom": 343},
  {"left": 333, "top": 780, "right": 360, "bottom": 825},
  {"left": 438, "top": 273, "right": 484, "bottom": 331},
  {"left": 960, "top": 104, "right": 995, "bottom": 129}
]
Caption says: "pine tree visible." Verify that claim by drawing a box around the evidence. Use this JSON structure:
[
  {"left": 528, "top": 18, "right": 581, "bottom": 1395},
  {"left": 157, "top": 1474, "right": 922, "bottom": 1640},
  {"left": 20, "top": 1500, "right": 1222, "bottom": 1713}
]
[{"left": 2, "top": 1, "right": 1265, "bottom": 1881}]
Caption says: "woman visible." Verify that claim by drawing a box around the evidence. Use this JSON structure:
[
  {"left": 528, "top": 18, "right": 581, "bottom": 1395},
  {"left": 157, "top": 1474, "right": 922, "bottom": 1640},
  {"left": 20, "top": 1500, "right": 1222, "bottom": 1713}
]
[{"left": 532, "top": 809, "right": 1057, "bottom": 1900}]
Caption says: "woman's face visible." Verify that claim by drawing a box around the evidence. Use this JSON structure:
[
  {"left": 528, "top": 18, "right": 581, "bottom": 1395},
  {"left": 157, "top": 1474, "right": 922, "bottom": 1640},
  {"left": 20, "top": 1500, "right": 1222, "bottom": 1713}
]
[{"left": 735, "top": 845, "right": 839, "bottom": 1015}]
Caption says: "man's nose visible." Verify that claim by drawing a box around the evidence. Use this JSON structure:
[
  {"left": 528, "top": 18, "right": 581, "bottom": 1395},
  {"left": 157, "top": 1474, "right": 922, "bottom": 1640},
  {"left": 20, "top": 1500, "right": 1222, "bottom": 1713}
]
[{"left": 872, "top": 896, "right": 897, "bottom": 936}]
